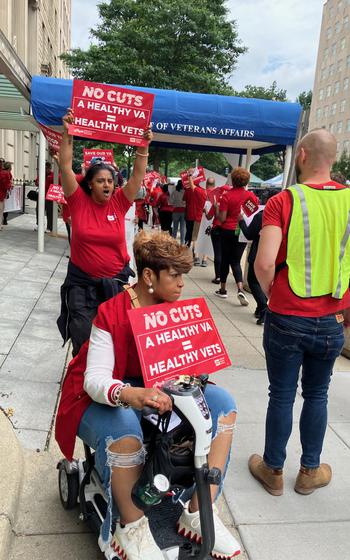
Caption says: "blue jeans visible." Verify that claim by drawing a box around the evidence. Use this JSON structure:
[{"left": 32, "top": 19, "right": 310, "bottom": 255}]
[
  {"left": 263, "top": 310, "right": 344, "bottom": 470},
  {"left": 78, "top": 380, "right": 237, "bottom": 543},
  {"left": 172, "top": 212, "right": 185, "bottom": 244}
]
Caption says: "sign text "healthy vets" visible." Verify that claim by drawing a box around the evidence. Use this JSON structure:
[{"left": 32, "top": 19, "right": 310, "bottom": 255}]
[{"left": 68, "top": 80, "right": 155, "bottom": 147}]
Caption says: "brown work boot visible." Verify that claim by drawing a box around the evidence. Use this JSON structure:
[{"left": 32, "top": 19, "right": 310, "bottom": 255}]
[
  {"left": 248, "top": 454, "right": 283, "bottom": 496},
  {"left": 294, "top": 463, "right": 332, "bottom": 495}
]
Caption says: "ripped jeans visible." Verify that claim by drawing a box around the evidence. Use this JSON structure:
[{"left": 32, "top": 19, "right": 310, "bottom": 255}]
[{"left": 78, "top": 380, "right": 237, "bottom": 544}]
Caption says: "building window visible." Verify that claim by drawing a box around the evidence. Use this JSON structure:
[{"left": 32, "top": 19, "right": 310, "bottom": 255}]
[
  {"left": 324, "top": 47, "right": 329, "bottom": 58},
  {"left": 316, "top": 108, "right": 322, "bottom": 120},
  {"left": 332, "top": 102, "right": 337, "bottom": 115},
  {"left": 327, "top": 84, "right": 332, "bottom": 97},
  {"left": 338, "top": 0, "right": 343, "bottom": 9},
  {"left": 340, "top": 37, "right": 346, "bottom": 50},
  {"left": 329, "top": 7, "right": 334, "bottom": 18},
  {"left": 347, "top": 118, "right": 350, "bottom": 131},
  {"left": 344, "top": 15, "right": 349, "bottom": 28},
  {"left": 330, "top": 123, "right": 335, "bottom": 133},
  {"left": 335, "top": 21, "right": 340, "bottom": 33},
  {"left": 344, "top": 140, "right": 350, "bottom": 153},
  {"left": 326, "top": 26, "right": 332, "bottom": 38},
  {"left": 319, "top": 88, "right": 324, "bottom": 100},
  {"left": 321, "top": 68, "right": 327, "bottom": 80},
  {"left": 337, "top": 59, "right": 343, "bottom": 72},
  {"left": 340, "top": 99, "right": 346, "bottom": 112},
  {"left": 331, "top": 42, "right": 337, "bottom": 55},
  {"left": 337, "top": 121, "right": 343, "bottom": 133},
  {"left": 344, "top": 77, "right": 349, "bottom": 90},
  {"left": 329, "top": 63, "right": 335, "bottom": 76},
  {"left": 335, "top": 80, "right": 340, "bottom": 93},
  {"left": 324, "top": 105, "right": 329, "bottom": 117}
]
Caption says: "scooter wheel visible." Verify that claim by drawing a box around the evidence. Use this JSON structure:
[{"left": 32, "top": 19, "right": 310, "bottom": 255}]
[{"left": 58, "top": 463, "right": 79, "bottom": 510}]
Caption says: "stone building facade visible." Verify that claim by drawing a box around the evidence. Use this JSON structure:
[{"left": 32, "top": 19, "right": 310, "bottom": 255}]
[{"left": 0, "top": 0, "right": 71, "bottom": 180}]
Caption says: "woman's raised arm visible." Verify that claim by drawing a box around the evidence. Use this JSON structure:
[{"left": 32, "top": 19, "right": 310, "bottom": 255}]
[{"left": 59, "top": 109, "right": 79, "bottom": 198}]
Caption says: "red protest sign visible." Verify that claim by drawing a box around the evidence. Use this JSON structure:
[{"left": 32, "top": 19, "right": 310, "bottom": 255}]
[
  {"left": 68, "top": 79, "right": 155, "bottom": 146},
  {"left": 83, "top": 148, "right": 114, "bottom": 167},
  {"left": 128, "top": 298, "right": 231, "bottom": 388},
  {"left": 242, "top": 195, "right": 259, "bottom": 217},
  {"left": 46, "top": 184, "right": 66, "bottom": 204},
  {"left": 143, "top": 171, "right": 160, "bottom": 189},
  {"left": 39, "top": 124, "right": 63, "bottom": 152},
  {"left": 180, "top": 166, "right": 206, "bottom": 188}
]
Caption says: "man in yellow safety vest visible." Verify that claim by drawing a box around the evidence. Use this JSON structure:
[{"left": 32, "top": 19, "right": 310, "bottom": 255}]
[{"left": 248, "top": 128, "right": 350, "bottom": 496}]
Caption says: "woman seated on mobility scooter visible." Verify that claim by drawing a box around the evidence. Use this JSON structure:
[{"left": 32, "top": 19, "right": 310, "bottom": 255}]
[{"left": 55, "top": 231, "right": 240, "bottom": 560}]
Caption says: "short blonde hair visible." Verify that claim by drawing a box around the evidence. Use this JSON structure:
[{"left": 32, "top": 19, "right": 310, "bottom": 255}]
[{"left": 133, "top": 231, "right": 193, "bottom": 276}]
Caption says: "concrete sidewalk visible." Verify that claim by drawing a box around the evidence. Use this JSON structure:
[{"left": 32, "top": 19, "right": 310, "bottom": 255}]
[{"left": 1, "top": 213, "right": 350, "bottom": 560}]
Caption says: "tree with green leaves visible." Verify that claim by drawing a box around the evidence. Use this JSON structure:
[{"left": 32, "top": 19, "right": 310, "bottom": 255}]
[
  {"left": 63, "top": 0, "right": 247, "bottom": 176},
  {"left": 296, "top": 90, "right": 312, "bottom": 111},
  {"left": 62, "top": 0, "right": 246, "bottom": 95},
  {"left": 332, "top": 150, "right": 350, "bottom": 181},
  {"left": 235, "top": 81, "right": 287, "bottom": 102}
]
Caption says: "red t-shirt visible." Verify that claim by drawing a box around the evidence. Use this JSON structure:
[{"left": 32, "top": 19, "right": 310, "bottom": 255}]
[
  {"left": 207, "top": 185, "right": 231, "bottom": 228},
  {"left": 0, "top": 170, "right": 12, "bottom": 202},
  {"left": 67, "top": 186, "right": 131, "bottom": 278},
  {"left": 158, "top": 193, "right": 174, "bottom": 212},
  {"left": 263, "top": 181, "right": 350, "bottom": 317},
  {"left": 183, "top": 186, "right": 207, "bottom": 222},
  {"left": 220, "top": 188, "right": 259, "bottom": 230}
]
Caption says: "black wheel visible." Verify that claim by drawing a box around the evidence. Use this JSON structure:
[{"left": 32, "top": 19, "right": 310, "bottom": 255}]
[{"left": 58, "top": 463, "right": 79, "bottom": 510}]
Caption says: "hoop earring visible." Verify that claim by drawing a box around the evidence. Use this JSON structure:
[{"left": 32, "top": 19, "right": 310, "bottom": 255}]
[{"left": 148, "top": 284, "right": 154, "bottom": 294}]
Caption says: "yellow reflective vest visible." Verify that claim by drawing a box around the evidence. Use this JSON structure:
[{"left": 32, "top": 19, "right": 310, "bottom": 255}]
[{"left": 286, "top": 183, "right": 350, "bottom": 299}]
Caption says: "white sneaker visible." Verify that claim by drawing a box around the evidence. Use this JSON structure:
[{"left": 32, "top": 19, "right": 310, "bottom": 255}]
[
  {"left": 237, "top": 291, "right": 249, "bottom": 306},
  {"left": 111, "top": 515, "right": 164, "bottom": 560},
  {"left": 177, "top": 502, "right": 241, "bottom": 558}
]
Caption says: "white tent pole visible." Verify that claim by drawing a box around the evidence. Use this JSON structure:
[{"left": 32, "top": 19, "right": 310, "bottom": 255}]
[
  {"left": 52, "top": 162, "right": 59, "bottom": 235},
  {"left": 282, "top": 145, "right": 293, "bottom": 189},
  {"left": 38, "top": 130, "right": 46, "bottom": 253},
  {"left": 245, "top": 148, "right": 252, "bottom": 171}
]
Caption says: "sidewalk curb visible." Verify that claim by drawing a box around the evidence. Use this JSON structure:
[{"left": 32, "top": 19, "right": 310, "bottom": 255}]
[{"left": 0, "top": 410, "right": 24, "bottom": 560}]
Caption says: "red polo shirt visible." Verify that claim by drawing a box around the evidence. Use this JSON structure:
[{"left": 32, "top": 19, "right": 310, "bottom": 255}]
[
  {"left": 183, "top": 186, "right": 207, "bottom": 222},
  {"left": 263, "top": 181, "right": 350, "bottom": 317}
]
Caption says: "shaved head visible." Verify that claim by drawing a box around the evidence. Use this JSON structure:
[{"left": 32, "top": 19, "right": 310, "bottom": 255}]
[{"left": 297, "top": 128, "right": 337, "bottom": 167}]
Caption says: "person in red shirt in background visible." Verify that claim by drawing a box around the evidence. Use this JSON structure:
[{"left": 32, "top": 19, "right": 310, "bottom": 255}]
[
  {"left": 157, "top": 183, "right": 174, "bottom": 234},
  {"left": 183, "top": 169, "right": 207, "bottom": 261},
  {"left": 216, "top": 167, "right": 259, "bottom": 305},
  {"left": 135, "top": 185, "right": 148, "bottom": 230},
  {"left": 149, "top": 181, "right": 162, "bottom": 228},
  {"left": 249, "top": 128, "right": 350, "bottom": 497},
  {"left": 0, "top": 160, "right": 12, "bottom": 230},
  {"left": 57, "top": 108, "right": 153, "bottom": 356},
  {"left": 206, "top": 183, "right": 232, "bottom": 283}
]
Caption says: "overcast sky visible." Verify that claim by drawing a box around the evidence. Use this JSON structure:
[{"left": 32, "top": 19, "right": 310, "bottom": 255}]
[{"left": 71, "top": 0, "right": 323, "bottom": 101}]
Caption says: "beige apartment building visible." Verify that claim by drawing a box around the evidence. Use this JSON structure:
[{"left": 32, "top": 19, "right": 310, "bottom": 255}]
[
  {"left": 309, "top": 0, "right": 350, "bottom": 157},
  {"left": 0, "top": 0, "right": 71, "bottom": 181}
]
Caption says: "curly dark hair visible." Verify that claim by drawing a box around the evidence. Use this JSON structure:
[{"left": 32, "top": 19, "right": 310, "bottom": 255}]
[{"left": 80, "top": 163, "right": 117, "bottom": 195}]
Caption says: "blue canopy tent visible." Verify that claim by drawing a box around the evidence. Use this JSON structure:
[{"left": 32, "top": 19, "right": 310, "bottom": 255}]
[
  {"left": 30, "top": 76, "right": 301, "bottom": 250},
  {"left": 31, "top": 76, "right": 301, "bottom": 156}
]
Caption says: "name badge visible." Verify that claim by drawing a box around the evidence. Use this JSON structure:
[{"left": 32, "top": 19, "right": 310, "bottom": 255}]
[{"left": 107, "top": 214, "right": 116, "bottom": 221}]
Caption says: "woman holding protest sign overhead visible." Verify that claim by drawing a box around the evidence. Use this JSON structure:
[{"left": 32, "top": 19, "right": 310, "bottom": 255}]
[
  {"left": 55, "top": 230, "right": 240, "bottom": 560},
  {"left": 57, "top": 108, "right": 153, "bottom": 356}
]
